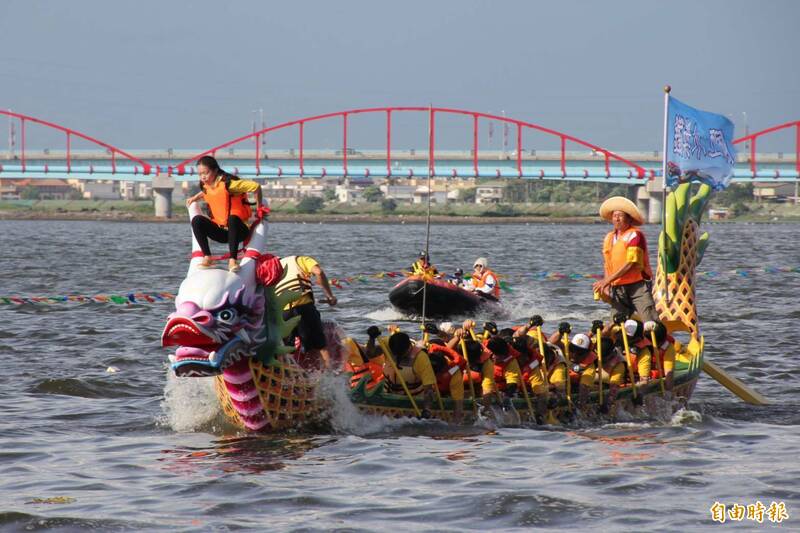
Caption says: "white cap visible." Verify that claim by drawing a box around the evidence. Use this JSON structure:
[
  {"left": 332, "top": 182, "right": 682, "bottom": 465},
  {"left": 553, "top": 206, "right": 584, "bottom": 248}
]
[
  {"left": 643, "top": 320, "right": 657, "bottom": 332},
  {"left": 570, "top": 333, "right": 591, "bottom": 350},
  {"left": 623, "top": 319, "right": 639, "bottom": 337},
  {"left": 473, "top": 257, "right": 488, "bottom": 268}
]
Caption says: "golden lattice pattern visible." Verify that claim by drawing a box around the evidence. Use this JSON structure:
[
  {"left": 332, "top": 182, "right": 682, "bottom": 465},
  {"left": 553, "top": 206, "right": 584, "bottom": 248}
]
[
  {"left": 214, "top": 357, "right": 324, "bottom": 431},
  {"left": 654, "top": 219, "right": 699, "bottom": 337}
]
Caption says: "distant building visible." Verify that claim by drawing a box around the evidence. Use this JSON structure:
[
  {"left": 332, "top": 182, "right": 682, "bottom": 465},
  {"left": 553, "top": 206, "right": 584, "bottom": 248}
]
[
  {"left": 2, "top": 178, "right": 76, "bottom": 199},
  {"left": 335, "top": 178, "right": 374, "bottom": 203},
  {"left": 475, "top": 180, "right": 507, "bottom": 204},
  {"left": 708, "top": 208, "right": 729, "bottom": 220},
  {"left": 81, "top": 181, "right": 120, "bottom": 200},
  {"left": 263, "top": 178, "right": 333, "bottom": 200},
  {"left": 753, "top": 182, "right": 796, "bottom": 202},
  {"left": 0, "top": 179, "right": 21, "bottom": 199}
]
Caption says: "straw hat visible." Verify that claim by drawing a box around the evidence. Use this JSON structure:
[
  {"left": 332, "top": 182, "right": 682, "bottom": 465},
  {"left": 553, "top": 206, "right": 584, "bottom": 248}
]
[{"left": 599, "top": 196, "right": 644, "bottom": 226}]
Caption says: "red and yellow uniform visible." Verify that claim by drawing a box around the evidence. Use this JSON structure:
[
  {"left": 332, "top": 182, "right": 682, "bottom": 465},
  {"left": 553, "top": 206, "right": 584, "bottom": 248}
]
[
  {"left": 428, "top": 343, "right": 465, "bottom": 401},
  {"left": 525, "top": 348, "right": 567, "bottom": 395},
  {"left": 567, "top": 350, "right": 598, "bottom": 389},
  {"left": 383, "top": 346, "right": 437, "bottom": 395},
  {"left": 625, "top": 338, "right": 653, "bottom": 381},
  {"left": 602, "top": 227, "right": 653, "bottom": 286},
  {"left": 654, "top": 335, "right": 676, "bottom": 377},
  {"left": 464, "top": 357, "right": 496, "bottom": 397}
]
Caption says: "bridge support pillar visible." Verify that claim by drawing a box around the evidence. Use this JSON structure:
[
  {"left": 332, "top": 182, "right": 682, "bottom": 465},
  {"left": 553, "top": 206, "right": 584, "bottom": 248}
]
[
  {"left": 634, "top": 181, "right": 664, "bottom": 225},
  {"left": 152, "top": 175, "right": 175, "bottom": 218}
]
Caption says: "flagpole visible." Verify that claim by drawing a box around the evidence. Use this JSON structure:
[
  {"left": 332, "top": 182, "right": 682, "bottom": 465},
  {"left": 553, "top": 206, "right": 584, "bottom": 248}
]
[{"left": 661, "top": 85, "right": 671, "bottom": 306}]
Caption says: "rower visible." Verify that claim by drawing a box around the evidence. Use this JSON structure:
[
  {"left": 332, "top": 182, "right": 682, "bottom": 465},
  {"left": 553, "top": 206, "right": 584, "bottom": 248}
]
[
  {"left": 427, "top": 339, "right": 466, "bottom": 422},
  {"left": 485, "top": 335, "right": 523, "bottom": 408},
  {"left": 382, "top": 332, "right": 437, "bottom": 418},
  {"left": 646, "top": 320, "right": 676, "bottom": 391},
  {"left": 618, "top": 319, "right": 653, "bottom": 385}
]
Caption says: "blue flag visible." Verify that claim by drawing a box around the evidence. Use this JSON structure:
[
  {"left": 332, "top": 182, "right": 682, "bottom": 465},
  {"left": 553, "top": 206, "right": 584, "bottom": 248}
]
[{"left": 665, "top": 96, "right": 737, "bottom": 191}]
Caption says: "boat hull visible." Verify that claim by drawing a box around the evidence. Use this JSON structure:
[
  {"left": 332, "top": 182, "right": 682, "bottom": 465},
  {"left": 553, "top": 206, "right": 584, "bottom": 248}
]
[
  {"left": 212, "top": 337, "right": 704, "bottom": 429},
  {"left": 388, "top": 276, "right": 499, "bottom": 317}
]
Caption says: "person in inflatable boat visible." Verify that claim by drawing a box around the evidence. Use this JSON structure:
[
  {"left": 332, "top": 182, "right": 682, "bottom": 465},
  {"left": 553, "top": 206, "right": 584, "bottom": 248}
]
[
  {"left": 410, "top": 252, "right": 439, "bottom": 278},
  {"left": 465, "top": 257, "right": 500, "bottom": 299}
]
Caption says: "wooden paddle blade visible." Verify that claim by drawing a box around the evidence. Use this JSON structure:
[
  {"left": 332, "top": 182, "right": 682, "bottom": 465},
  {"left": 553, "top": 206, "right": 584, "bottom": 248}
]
[{"left": 703, "top": 360, "right": 768, "bottom": 405}]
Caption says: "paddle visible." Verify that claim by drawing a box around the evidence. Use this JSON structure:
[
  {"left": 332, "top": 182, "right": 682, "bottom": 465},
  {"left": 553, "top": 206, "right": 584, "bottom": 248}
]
[
  {"left": 618, "top": 322, "right": 639, "bottom": 401},
  {"left": 649, "top": 329, "right": 666, "bottom": 397},
  {"left": 516, "top": 354, "right": 535, "bottom": 422},
  {"left": 703, "top": 360, "right": 768, "bottom": 405},
  {"left": 459, "top": 338, "right": 479, "bottom": 418},
  {"left": 595, "top": 327, "right": 604, "bottom": 407},
  {"left": 533, "top": 324, "right": 558, "bottom": 425},
  {"left": 560, "top": 324, "right": 573, "bottom": 411},
  {"left": 377, "top": 337, "right": 422, "bottom": 417}
]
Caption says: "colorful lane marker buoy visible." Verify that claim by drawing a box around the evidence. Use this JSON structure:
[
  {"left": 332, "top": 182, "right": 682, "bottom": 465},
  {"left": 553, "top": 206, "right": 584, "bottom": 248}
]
[{"left": 2, "top": 266, "right": 796, "bottom": 305}]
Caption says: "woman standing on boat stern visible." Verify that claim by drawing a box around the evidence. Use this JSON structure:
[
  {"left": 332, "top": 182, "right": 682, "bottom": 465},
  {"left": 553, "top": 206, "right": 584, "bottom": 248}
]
[
  {"left": 185, "top": 155, "right": 263, "bottom": 272},
  {"left": 592, "top": 196, "right": 658, "bottom": 322}
]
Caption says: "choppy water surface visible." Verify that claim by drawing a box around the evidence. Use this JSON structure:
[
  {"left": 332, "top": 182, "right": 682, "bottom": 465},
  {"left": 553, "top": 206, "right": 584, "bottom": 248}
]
[{"left": 1, "top": 219, "right": 798, "bottom": 531}]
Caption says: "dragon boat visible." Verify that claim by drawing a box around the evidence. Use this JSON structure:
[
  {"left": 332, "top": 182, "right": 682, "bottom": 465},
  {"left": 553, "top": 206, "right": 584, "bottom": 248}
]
[
  {"left": 162, "top": 183, "right": 714, "bottom": 431},
  {"left": 388, "top": 275, "right": 501, "bottom": 318}
]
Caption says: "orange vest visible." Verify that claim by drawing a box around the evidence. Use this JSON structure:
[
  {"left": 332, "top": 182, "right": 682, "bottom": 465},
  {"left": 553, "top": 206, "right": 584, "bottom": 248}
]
[
  {"left": 602, "top": 228, "right": 652, "bottom": 286},
  {"left": 472, "top": 269, "right": 500, "bottom": 298},
  {"left": 203, "top": 179, "right": 251, "bottom": 227},
  {"left": 428, "top": 344, "right": 466, "bottom": 393}
]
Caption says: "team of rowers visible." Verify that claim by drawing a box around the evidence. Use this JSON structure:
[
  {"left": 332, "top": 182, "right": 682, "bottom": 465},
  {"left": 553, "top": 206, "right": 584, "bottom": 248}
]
[{"left": 343, "top": 312, "right": 677, "bottom": 423}]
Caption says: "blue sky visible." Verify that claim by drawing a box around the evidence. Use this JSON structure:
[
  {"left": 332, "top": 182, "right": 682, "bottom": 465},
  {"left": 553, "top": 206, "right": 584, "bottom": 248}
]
[{"left": 1, "top": 0, "right": 798, "bottom": 152}]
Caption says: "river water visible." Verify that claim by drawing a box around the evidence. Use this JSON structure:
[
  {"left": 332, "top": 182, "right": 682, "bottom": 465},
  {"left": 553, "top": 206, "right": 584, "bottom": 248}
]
[{"left": 1, "top": 219, "right": 798, "bottom": 531}]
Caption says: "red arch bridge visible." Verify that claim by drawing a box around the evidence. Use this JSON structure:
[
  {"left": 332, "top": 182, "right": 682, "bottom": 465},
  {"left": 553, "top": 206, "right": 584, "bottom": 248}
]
[{"left": 2, "top": 107, "right": 798, "bottom": 219}]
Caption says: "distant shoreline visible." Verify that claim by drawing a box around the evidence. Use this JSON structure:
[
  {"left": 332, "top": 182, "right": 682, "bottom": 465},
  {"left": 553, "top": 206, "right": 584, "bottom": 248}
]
[{"left": 0, "top": 210, "right": 602, "bottom": 225}]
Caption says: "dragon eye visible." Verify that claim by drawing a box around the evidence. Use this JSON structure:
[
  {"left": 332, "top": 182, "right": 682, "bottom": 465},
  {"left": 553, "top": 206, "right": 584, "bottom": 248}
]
[{"left": 216, "top": 309, "right": 238, "bottom": 324}]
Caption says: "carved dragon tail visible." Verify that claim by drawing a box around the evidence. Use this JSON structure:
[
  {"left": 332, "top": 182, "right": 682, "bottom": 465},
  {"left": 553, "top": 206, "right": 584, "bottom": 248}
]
[{"left": 653, "top": 182, "right": 712, "bottom": 339}]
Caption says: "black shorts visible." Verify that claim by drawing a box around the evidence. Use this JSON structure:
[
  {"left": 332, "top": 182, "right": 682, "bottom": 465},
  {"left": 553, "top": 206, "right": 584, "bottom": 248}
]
[{"left": 283, "top": 302, "right": 326, "bottom": 350}]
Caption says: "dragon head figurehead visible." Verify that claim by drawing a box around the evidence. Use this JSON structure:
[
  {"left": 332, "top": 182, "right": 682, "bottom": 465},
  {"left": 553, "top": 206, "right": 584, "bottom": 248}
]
[{"left": 162, "top": 203, "right": 273, "bottom": 377}]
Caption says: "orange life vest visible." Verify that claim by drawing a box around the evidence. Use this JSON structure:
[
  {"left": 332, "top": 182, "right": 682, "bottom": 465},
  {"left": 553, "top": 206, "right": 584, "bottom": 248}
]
[
  {"left": 567, "top": 350, "right": 598, "bottom": 382},
  {"left": 472, "top": 269, "right": 501, "bottom": 299},
  {"left": 203, "top": 178, "right": 252, "bottom": 227},
  {"left": 602, "top": 228, "right": 652, "bottom": 286},
  {"left": 491, "top": 344, "right": 521, "bottom": 390},
  {"left": 428, "top": 344, "right": 465, "bottom": 394},
  {"left": 348, "top": 361, "right": 385, "bottom": 391}
]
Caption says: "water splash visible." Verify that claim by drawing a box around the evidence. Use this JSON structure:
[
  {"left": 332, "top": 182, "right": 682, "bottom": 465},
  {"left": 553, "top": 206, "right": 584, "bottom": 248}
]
[
  {"left": 670, "top": 407, "right": 703, "bottom": 425},
  {"left": 365, "top": 306, "right": 406, "bottom": 321},
  {"left": 158, "top": 370, "right": 221, "bottom": 432}
]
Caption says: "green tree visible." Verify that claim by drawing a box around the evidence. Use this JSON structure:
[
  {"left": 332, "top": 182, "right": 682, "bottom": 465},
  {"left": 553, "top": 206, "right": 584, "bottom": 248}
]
[
  {"left": 714, "top": 183, "right": 754, "bottom": 206},
  {"left": 362, "top": 186, "right": 384, "bottom": 203},
  {"left": 323, "top": 189, "right": 337, "bottom": 202},
  {"left": 20, "top": 185, "right": 40, "bottom": 200},
  {"left": 381, "top": 198, "right": 397, "bottom": 212},
  {"left": 459, "top": 187, "right": 476, "bottom": 203},
  {"left": 296, "top": 196, "right": 324, "bottom": 214}
]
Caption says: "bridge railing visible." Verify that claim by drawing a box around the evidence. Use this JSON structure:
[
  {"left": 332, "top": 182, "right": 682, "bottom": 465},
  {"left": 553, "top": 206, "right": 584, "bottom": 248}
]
[
  {"left": 174, "top": 107, "right": 648, "bottom": 180},
  {"left": 733, "top": 120, "right": 799, "bottom": 178},
  {"left": 1, "top": 110, "right": 151, "bottom": 176}
]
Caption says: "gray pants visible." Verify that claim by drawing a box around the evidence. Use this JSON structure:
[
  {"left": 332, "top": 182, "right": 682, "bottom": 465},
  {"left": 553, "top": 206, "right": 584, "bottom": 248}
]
[{"left": 610, "top": 280, "right": 659, "bottom": 322}]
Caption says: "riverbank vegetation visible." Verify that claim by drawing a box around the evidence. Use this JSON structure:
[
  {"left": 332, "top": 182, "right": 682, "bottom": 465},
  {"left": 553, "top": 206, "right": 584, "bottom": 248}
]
[{"left": 1, "top": 182, "right": 797, "bottom": 222}]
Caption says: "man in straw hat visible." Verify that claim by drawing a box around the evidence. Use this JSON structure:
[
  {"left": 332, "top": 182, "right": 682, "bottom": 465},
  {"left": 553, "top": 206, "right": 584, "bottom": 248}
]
[{"left": 592, "top": 196, "right": 658, "bottom": 322}]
